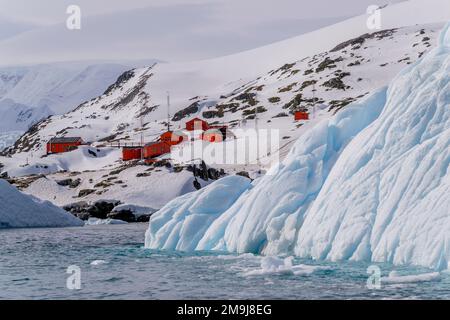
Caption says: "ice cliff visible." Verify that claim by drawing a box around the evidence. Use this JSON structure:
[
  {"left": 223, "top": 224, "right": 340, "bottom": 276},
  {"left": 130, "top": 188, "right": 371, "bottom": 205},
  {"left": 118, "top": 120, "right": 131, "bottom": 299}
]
[{"left": 146, "top": 23, "right": 450, "bottom": 270}]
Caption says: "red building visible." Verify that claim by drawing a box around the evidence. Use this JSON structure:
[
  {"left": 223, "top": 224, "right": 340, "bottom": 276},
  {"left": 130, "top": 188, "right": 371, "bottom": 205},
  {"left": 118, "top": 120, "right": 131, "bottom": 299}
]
[
  {"left": 160, "top": 131, "right": 187, "bottom": 146},
  {"left": 122, "top": 146, "right": 143, "bottom": 161},
  {"left": 143, "top": 142, "right": 171, "bottom": 159},
  {"left": 47, "top": 137, "right": 83, "bottom": 154},
  {"left": 294, "top": 111, "right": 309, "bottom": 121},
  {"left": 186, "top": 118, "right": 209, "bottom": 131}
]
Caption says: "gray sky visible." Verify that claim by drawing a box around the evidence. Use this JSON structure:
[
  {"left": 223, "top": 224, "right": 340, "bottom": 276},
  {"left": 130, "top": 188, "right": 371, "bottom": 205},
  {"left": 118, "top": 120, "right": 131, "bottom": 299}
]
[
  {"left": 0, "top": 0, "right": 405, "bottom": 66},
  {"left": 1, "top": 0, "right": 404, "bottom": 24}
]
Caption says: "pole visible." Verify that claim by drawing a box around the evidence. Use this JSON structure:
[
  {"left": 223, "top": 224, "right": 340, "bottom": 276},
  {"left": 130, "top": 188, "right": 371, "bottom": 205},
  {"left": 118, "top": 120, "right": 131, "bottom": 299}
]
[
  {"left": 167, "top": 92, "right": 171, "bottom": 132},
  {"left": 312, "top": 83, "right": 316, "bottom": 119}
]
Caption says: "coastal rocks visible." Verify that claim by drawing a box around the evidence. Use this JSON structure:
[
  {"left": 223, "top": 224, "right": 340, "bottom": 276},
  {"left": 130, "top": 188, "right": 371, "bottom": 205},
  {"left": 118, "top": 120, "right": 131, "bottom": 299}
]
[{"left": 63, "top": 200, "right": 153, "bottom": 223}]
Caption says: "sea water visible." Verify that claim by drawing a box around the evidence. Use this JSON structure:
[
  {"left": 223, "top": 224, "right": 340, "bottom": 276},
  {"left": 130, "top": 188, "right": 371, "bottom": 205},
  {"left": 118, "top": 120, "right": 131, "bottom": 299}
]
[{"left": 0, "top": 224, "right": 449, "bottom": 299}]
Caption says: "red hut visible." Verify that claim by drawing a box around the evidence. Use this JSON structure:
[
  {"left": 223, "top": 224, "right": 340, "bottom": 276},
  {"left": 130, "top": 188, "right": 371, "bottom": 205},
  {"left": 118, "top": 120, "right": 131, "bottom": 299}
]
[
  {"left": 294, "top": 111, "right": 309, "bottom": 121},
  {"left": 47, "top": 137, "right": 83, "bottom": 154},
  {"left": 143, "top": 142, "right": 171, "bottom": 159},
  {"left": 122, "top": 146, "right": 143, "bottom": 161},
  {"left": 160, "top": 131, "right": 187, "bottom": 146},
  {"left": 186, "top": 118, "right": 209, "bottom": 131}
]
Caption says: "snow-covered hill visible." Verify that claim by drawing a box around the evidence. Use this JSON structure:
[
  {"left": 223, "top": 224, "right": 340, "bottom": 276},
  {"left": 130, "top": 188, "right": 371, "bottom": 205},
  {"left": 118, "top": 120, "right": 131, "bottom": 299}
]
[
  {"left": 0, "top": 60, "right": 157, "bottom": 149},
  {"left": 0, "top": 179, "right": 83, "bottom": 228},
  {"left": 0, "top": 61, "right": 156, "bottom": 115},
  {"left": 145, "top": 22, "right": 450, "bottom": 270},
  {"left": 3, "top": 23, "right": 443, "bottom": 156}
]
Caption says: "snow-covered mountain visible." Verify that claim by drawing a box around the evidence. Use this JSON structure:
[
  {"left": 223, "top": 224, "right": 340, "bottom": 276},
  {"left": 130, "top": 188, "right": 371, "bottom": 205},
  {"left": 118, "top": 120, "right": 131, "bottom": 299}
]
[
  {"left": 145, "top": 22, "right": 450, "bottom": 270},
  {"left": 3, "top": 22, "right": 443, "bottom": 156},
  {"left": 0, "top": 61, "right": 157, "bottom": 115},
  {"left": 0, "top": 60, "right": 158, "bottom": 149},
  {"left": 0, "top": 99, "right": 52, "bottom": 132},
  {"left": 0, "top": 179, "right": 83, "bottom": 228}
]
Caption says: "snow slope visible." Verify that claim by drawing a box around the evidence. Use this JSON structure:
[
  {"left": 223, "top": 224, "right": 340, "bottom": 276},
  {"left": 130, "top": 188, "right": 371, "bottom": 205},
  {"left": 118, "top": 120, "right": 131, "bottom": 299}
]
[
  {"left": 0, "top": 179, "right": 83, "bottom": 228},
  {"left": 145, "top": 22, "right": 450, "bottom": 270}
]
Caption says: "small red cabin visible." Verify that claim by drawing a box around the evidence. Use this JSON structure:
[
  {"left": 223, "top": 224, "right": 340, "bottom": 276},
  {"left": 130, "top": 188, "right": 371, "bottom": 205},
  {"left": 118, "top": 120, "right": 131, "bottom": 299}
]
[
  {"left": 47, "top": 137, "right": 83, "bottom": 154},
  {"left": 160, "top": 131, "right": 187, "bottom": 146},
  {"left": 186, "top": 118, "right": 209, "bottom": 131},
  {"left": 294, "top": 111, "right": 309, "bottom": 121},
  {"left": 122, "top": 146, "right": 143, "bottom": 161},
  {"left": 143, "top": 142, "right": 171, "bottom": 159}
]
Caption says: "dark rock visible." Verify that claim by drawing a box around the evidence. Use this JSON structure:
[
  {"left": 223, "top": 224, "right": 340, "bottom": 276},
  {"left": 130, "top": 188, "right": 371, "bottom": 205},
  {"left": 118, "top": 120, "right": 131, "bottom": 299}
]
[
  {"left": 103, "top": 70, "right": 135, "bottom": 95},
  {"left": 136, "top": 215, "right": 151, "bottom": 223},
  {"left": 207, "top": 168, "right": 220, "bottom": 180},
  {"left": 78, "top": 189, "right": 95, "bottom": 197},
  {"left": 193, "top": 179, "right": 202, "bottom": 190},
  {"left": 172, "top": 102, "right": 199, "bottom": 121},
  {"left": 56, "top": 178, "right": 81, "bottom": 188},
  {"left": 202, "top": 110, "right": 224, "bottom": 119},
  {"left": 107, "top": 210, "right": 136, "bottom": 223},
  {"left": 88, "top": 149, "right": 97, "bottom": 157},
  {"left": 236, "top": 171, "right": 251, "bottom": 179}
]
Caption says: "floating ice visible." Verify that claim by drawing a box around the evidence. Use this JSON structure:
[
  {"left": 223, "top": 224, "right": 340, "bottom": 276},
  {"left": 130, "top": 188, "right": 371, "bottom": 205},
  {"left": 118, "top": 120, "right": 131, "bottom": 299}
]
[
  {"left": 0, "top": 179, "right": 83, "bottom": 229},
  {"left": 243, "top": 256, "right": 331, "bottom": 277},
  {"left": 90, "top": 260, "right": 108, "bottom": 266},
  {"left": 382, "top": 272, "right": 441, "bottom": 284},
  {"left": 85, "top": 218, "right": 128, "bottom": 226}
]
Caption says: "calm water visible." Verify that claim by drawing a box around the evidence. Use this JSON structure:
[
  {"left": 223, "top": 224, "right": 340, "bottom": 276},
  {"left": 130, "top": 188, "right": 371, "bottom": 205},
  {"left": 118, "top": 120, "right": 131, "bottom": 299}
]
[{"left": 0, "top": 224, "right": 449, "bottom": 300}]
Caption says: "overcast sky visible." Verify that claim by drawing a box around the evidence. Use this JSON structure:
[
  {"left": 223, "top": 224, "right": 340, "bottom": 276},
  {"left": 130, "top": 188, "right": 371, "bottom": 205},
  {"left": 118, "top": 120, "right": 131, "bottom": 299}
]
[
  {"left": 0, "top": 0, "right": 405, "bottom": 66},
  {"left": 1, "top": 0, "right": 405, "bottom": 24}
]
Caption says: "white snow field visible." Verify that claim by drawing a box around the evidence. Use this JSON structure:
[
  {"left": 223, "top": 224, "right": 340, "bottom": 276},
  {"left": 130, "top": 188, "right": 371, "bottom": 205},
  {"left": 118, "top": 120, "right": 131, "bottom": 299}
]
[
  {"left": 0, "top": 179, "right": 83, "bottom": 228},
  {"left": 146, "top": 23, "right": 450, "bottom": 270}
]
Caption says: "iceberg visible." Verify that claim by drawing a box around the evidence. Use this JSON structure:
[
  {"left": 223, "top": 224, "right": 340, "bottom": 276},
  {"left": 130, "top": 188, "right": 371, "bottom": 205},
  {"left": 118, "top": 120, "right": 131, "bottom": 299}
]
[
  {"left": 295, "top": 22, "right": 450, "bottom": 270},
  {"left": 145, "top": 175, "right": 253, "bottom": 251},
  {"left": 0, "top": 179, "right": 83, "bottom": 228},
  {"left": 146, "top": 23, "right": 450, "bottom": 270}
]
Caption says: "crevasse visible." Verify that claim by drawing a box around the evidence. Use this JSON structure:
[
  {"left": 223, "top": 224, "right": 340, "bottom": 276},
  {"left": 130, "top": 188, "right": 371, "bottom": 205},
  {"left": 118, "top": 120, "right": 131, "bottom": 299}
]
[{"left": 146, "top": 23, "right": 450, "bottom": 270}]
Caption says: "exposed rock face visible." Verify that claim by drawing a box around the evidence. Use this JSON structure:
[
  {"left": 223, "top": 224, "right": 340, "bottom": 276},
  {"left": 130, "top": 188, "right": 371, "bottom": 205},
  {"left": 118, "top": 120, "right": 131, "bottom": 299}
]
[
  {"left": 63, "top": 200, "right": 152, "bottom": 223},
  {"left": 107, "top": 210, "right": 136, "bottom": 222},
  {"left": 172, "top": 102, "right": 199, "bottom": 121},
  {"left": 56, "top": 178, "right": 81, "bottom": 188}
]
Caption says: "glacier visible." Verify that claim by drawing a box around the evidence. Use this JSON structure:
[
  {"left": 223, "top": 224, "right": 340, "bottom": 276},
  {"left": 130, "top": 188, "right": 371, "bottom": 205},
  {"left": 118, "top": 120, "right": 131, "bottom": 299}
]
[
  {"left": 0, "top": 179, "right": 83, "bottom": 229},
  {"left": 145, "top": 23, "right": 450, "bottom": 270}
]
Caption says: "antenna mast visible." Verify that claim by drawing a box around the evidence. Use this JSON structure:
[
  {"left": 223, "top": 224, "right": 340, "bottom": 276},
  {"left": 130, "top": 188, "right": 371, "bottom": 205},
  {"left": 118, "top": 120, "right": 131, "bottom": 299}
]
[
  {"left": 167, "top": 92, "right": 171, "bottom": 132},
  {"left": 312, "top": 82, "right": 316, "bottom": 119}
]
